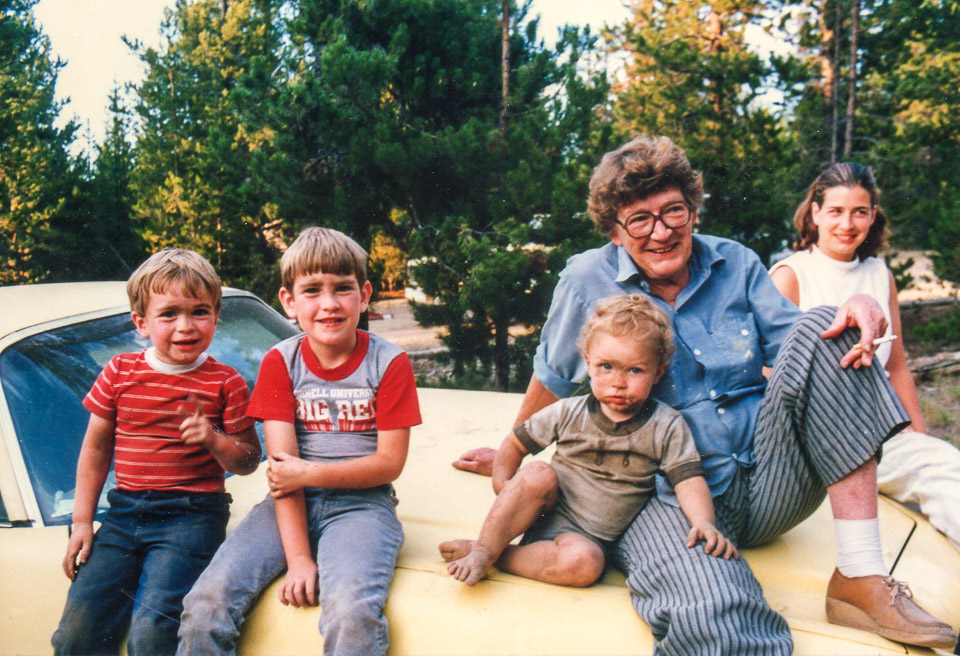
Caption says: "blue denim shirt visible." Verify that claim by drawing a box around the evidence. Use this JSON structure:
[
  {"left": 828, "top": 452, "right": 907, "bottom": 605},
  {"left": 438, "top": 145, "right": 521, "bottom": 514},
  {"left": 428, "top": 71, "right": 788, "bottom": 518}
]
[{"left": 533, "top": 234, "right": 801, "bottom": 498}]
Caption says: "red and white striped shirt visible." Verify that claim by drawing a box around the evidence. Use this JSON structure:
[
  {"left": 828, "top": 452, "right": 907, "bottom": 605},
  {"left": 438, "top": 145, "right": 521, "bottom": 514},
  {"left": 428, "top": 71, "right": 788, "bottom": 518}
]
[{"left": 83, "top": 349, "right": 254, "bottom": 493}]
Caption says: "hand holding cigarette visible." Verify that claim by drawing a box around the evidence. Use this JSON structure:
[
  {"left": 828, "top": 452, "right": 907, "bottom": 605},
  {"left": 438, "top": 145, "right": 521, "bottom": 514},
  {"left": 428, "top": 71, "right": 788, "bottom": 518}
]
[{"left": 852, "top": 334, "right": 897, "bottom": 351}]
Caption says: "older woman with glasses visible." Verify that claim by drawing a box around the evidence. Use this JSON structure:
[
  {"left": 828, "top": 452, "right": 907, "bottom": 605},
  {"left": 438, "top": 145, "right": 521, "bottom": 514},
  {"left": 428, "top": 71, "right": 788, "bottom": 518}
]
[{"left": 454, "top": 136, "right": 956, "bottom": 654}]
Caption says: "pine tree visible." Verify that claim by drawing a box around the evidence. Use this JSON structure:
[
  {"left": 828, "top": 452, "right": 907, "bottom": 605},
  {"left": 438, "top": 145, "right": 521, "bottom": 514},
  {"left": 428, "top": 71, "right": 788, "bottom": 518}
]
[
  {"left": 129, "top": 0, "right": 294, "bottom": 297},
  {"left": 284, "top": 0, "right": 610, "bottom": 389},
  {"left": 0, "top": 0, "right": 79, "bottom": 284}
]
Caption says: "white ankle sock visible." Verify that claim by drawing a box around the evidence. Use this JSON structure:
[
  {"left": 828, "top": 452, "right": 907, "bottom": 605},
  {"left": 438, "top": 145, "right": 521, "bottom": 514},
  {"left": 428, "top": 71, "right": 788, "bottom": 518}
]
[{"left": 834, "top": 518, "right": 887, "bottom": 577}]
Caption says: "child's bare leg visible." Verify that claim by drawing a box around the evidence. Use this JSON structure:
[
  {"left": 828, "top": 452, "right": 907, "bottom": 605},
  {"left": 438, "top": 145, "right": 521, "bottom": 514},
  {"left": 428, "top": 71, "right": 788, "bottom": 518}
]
[
  {"left": 441, "top": 461, "right": 558, "bottom": 585},
  {"left": 498, "top": 533, "right": 605, "bottom": 587}
]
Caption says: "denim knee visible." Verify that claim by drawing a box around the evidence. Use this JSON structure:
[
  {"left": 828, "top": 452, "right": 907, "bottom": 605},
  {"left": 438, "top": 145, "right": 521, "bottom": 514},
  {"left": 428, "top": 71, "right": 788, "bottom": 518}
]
[
  {"left": 177, "top": 583, "right": 242, "bottom": 652},
  {"left": 319, "top": 589, "right": 388, "bottom": 656},
  {"left": 126, "top": 610, "right": 180, "bottom": 656},
  {"left": 53, "top": 610, "right": 124, "bottom": 656}
]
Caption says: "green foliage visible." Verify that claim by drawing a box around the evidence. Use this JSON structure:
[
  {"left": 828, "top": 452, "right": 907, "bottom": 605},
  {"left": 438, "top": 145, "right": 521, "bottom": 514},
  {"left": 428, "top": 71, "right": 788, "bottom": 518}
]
[
  {"left": 776, "top": 0, "right": 960, "bottom": 280},
  {"left": 885, "top": 253, "right": 914, "bottom": 291},
  {"left": 129, "top": 0, "right": 295, "bottom": 299},
  {"left": 369, "top": 229, "right": 407, "bottom": 292},
  {"left": 280, "top": 0, "right": 610, "bottom": 389},
  {"left": 0, "top": 0, "right": 80, "bottom": 283},
  {"left": 911, "top": 305, "right": 960, "bottom": 347}
]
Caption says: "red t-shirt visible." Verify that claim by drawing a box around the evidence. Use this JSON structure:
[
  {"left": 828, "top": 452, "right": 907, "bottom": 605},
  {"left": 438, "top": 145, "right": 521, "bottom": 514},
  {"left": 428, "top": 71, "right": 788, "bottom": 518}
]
[{"left": 83, "top": 350, "right": 253, "bottom": 493}]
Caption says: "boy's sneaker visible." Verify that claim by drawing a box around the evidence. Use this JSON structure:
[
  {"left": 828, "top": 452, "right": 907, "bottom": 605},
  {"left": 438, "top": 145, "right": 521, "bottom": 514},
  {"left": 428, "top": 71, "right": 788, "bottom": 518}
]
[{"left": 825, "top": 568, "right": 957, "bottom": 649}]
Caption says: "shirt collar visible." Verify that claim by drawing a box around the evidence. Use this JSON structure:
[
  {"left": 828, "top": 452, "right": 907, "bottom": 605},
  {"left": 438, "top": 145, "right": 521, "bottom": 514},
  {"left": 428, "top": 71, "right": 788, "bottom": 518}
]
[
  {"left": 612, "top": 234, "right": 726, "bottom": 295},
  {"left": 587, "top": 394, "right": 657, "bottom": 435},
  {"left": 144, "top": 347, "right": 208, "bottom": 374},
  {"left": 614, "top": 245, "right": 645, "bottom": 287}
]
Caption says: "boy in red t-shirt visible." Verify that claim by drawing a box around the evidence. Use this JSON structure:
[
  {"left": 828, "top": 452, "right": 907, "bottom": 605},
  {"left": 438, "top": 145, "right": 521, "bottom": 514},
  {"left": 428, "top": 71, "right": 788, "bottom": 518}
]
[
  {"left": 178, "top": 227, "right": 421, "bottom": 656},
  {"left": 52, "top": 249, "right": 261, "bottom": 656}
]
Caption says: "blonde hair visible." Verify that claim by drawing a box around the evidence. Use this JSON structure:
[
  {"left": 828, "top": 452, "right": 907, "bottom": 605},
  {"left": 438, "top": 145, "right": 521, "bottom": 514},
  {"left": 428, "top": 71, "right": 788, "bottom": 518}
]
[
  {"left": 577, "top": 294, "right": 675, "bottom": 367},
  {"left": 127, "top": 249, "right": 222, "bottom": 317},
  {"left": 588, "top": 136, "right": 704, "bottom": 235},
  {"left": 280, "top": 227, "right": 368, "bottom": 291}
]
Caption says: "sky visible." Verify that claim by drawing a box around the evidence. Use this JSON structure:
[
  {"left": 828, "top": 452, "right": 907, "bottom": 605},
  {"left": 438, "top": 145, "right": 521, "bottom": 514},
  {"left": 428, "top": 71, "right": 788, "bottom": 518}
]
[{"left": 32, "top": 0, "right": 632, "bottom": 149}]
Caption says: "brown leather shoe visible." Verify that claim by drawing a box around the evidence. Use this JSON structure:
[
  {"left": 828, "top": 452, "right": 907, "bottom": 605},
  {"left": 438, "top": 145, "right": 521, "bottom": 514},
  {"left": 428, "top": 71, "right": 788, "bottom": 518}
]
[{"left": 825, "top": 568, "right": 958, "bottom": 649}]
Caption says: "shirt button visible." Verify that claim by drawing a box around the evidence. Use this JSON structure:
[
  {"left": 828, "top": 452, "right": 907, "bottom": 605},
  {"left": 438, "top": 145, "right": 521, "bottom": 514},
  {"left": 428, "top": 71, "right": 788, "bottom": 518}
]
[
  {"left": 693, "top": 349, "right": 702, "bottom": 356},
  {"left": 709, "top": 390, "right": 717, "bottom": 398},
  {"left": 717, "top": 408, "right": 725, "bottom": 415},
  {"left": 741, "top": 329, "right": 749, "bottom": 336}
]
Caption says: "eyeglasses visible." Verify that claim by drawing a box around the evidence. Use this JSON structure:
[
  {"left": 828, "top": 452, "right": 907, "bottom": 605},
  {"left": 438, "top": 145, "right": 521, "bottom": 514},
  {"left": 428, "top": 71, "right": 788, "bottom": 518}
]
[{"left": 615, "top": 202, "right": 692, "bottom": 239}]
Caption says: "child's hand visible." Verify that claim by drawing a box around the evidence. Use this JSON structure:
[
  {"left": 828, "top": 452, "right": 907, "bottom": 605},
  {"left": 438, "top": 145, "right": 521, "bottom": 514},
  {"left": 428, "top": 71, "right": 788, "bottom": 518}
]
[
  {"left": 178, "top": 396, "right": 216, "bottom": 448},
  {"left": 686, "top": 522, "right": 739, "bottom": 560},
  {"left": 267, "top": 452, "right": 308, "bottom": 497},
  {"left": 278, "top": 554, "right": 318, "bottom": 607},
  {"left": 63, "top": 522, "right": 94, "bottom": 580}
]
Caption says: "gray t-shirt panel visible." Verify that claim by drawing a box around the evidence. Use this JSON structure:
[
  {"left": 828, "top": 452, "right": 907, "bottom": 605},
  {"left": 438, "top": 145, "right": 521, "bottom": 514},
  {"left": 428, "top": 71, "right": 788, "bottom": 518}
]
[
  {"left": 273, "top": 332, "right": 405, "bottom": 462},
  {"left": 514, "top": 395, "right": 703, "bottom": 542}
]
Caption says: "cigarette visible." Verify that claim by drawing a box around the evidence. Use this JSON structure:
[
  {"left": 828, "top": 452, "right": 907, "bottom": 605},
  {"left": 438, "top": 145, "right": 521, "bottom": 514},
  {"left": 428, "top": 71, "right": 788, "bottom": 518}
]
[{"left": 852, "top": 335, "right": 898, "bottom": 350}]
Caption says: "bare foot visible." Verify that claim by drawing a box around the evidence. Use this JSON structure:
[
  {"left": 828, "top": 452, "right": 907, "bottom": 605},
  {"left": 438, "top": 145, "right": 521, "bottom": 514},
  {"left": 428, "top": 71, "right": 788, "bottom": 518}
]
[
  {"left": 439, "top": 539, "right": 475, "bottom": 562},
  {"left": 447, "top": 547, "right": 498, "bottom": 586}
]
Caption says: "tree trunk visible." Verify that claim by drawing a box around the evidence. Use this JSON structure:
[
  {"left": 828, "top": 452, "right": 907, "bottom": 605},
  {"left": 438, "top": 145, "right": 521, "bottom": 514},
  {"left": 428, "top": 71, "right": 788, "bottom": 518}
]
[
  {"left": 830, "top": 0, "right": 841, "bottom": 163},
  {"left": 844, "top": 0, "right": 860, "bottom": 158},
  {"left": 500, "top": 0, "right": 510, "bottom": 135},
  {"left": 494, "top": 318, "right": 510, "bottom": 392},
  {"left": 706, "top": 7, "right": 724, "bottom": 114}
]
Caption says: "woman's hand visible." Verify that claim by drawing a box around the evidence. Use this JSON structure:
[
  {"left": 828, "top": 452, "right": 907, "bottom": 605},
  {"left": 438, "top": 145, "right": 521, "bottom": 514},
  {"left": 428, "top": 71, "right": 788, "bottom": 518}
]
[
  {"left": 452, "top": 447, "right": 497, "bottom": 476},
  {"left": 822, "top": 294, "right": 888, "bottom": 369}
]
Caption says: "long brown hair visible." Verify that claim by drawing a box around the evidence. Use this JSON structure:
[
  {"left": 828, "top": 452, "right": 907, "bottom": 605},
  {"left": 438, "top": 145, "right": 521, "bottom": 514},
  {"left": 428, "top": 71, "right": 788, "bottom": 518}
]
[{"left": 792, "top": 162, "right": 889, "bottom": 259}]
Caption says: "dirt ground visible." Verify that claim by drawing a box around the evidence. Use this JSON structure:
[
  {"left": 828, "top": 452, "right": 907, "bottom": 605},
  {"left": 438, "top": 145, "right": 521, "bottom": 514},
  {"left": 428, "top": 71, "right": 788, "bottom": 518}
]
[{"left": 368, "top": 297, "right": 445, "bottom": 353}]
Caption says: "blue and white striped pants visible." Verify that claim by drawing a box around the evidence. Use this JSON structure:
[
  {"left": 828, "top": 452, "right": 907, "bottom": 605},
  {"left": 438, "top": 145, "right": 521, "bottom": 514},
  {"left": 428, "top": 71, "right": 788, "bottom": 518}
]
[{"left": 614, "top": 307, "right": 910, "bottom": 656}]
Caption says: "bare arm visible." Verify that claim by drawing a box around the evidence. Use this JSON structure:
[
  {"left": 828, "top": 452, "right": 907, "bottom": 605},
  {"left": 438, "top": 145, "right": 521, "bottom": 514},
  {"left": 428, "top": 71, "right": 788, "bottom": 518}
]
[
  {"left": 178, "top": 398, "right": 262, "bottom": 475},
  {"left": 769, "top": 265, "right": 800, "bottom": 305},
  {"left": 267, "top": 428, "right": 410, "bottom": 496},
  {"left": 264, "top": 420, "right": 317, "bottom": 608},
  {"left": 63, "top": 414, "right": 115, "bottom": 580},
  {"left": 883, "top": 271, "right": 926, "bottom": 433},
  {"left": 491, "top": 433, "right": 529, "bottom": 495},
  {"left": 452, "top": 374, "right": 559, "bottom": 477},
  {"left": 674, "top": 476, "right": 738, "bottom": 560}
]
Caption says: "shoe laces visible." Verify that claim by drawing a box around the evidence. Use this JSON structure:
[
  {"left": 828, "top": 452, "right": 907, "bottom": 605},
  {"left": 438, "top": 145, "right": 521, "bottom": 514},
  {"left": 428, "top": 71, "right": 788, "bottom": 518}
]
[{"left": 882, "top": 576, "right": 913, "bottom": 605}]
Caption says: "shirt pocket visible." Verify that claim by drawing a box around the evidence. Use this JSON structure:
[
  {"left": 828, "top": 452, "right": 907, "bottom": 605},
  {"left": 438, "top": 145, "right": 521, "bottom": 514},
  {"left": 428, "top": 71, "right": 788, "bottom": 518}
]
[{"left": 705, "top": 312, "right": 762, "bottom": 390}]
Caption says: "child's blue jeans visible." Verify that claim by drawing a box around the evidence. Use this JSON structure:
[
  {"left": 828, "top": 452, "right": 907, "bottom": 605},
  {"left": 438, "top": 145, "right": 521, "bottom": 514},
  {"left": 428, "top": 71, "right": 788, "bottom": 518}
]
[
  {"left": 177, "top": 486, "right": 403, "bottom": 656},
  {"left": 52, "top": 488, "right": 230, "bottom": 655}
]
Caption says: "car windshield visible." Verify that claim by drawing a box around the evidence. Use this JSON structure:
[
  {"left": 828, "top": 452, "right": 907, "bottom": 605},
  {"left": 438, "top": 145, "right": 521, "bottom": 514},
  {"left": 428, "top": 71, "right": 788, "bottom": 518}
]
[{"left": 0, "top": 295, "right": 299, "bottom": 526}]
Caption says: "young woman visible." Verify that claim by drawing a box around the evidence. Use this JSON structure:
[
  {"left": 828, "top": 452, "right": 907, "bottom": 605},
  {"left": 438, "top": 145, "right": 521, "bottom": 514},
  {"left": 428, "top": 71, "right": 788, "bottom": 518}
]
[{"left": 771, "top": 162, "right": 960, "bottom": 552}]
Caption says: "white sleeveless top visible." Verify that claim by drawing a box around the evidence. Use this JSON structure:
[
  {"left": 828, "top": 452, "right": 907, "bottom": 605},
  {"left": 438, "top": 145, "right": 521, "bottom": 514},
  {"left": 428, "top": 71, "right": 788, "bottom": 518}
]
[{"left": 770, "top": 246, "right": 893, "bottom": 367}]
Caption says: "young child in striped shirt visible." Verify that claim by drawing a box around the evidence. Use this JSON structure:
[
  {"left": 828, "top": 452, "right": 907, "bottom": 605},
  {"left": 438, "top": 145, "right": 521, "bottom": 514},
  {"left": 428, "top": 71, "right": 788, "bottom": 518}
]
[{"left": 52, "top": 249, "right": 262, "bottom": 656}]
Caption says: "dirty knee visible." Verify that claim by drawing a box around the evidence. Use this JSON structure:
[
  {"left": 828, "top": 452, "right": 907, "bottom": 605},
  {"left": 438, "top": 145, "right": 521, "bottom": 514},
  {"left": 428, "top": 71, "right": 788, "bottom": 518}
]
[{"left": 511, "top": 461, "right": 559, "bottom": 498}]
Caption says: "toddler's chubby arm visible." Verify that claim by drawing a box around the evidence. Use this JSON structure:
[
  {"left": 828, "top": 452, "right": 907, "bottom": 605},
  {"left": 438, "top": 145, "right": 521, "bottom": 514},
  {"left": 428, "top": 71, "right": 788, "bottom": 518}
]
[
  {"left": 63, "top": 413, "right": 116, "bottom": 580},
  {"left": 264, "top": 419, "right": 318, "bottom": 608},
  {"left": 491, "top": 433, "right": 529, "bottom": 495},
  {"left": 674, "top": 475, "right": 739, "bottom": 560},
  {"left": 178, "top": 396, "right": 261, "bottom": 475},
  {"left": 266, "top": 428, "right": 410, "bottom": 498}
]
